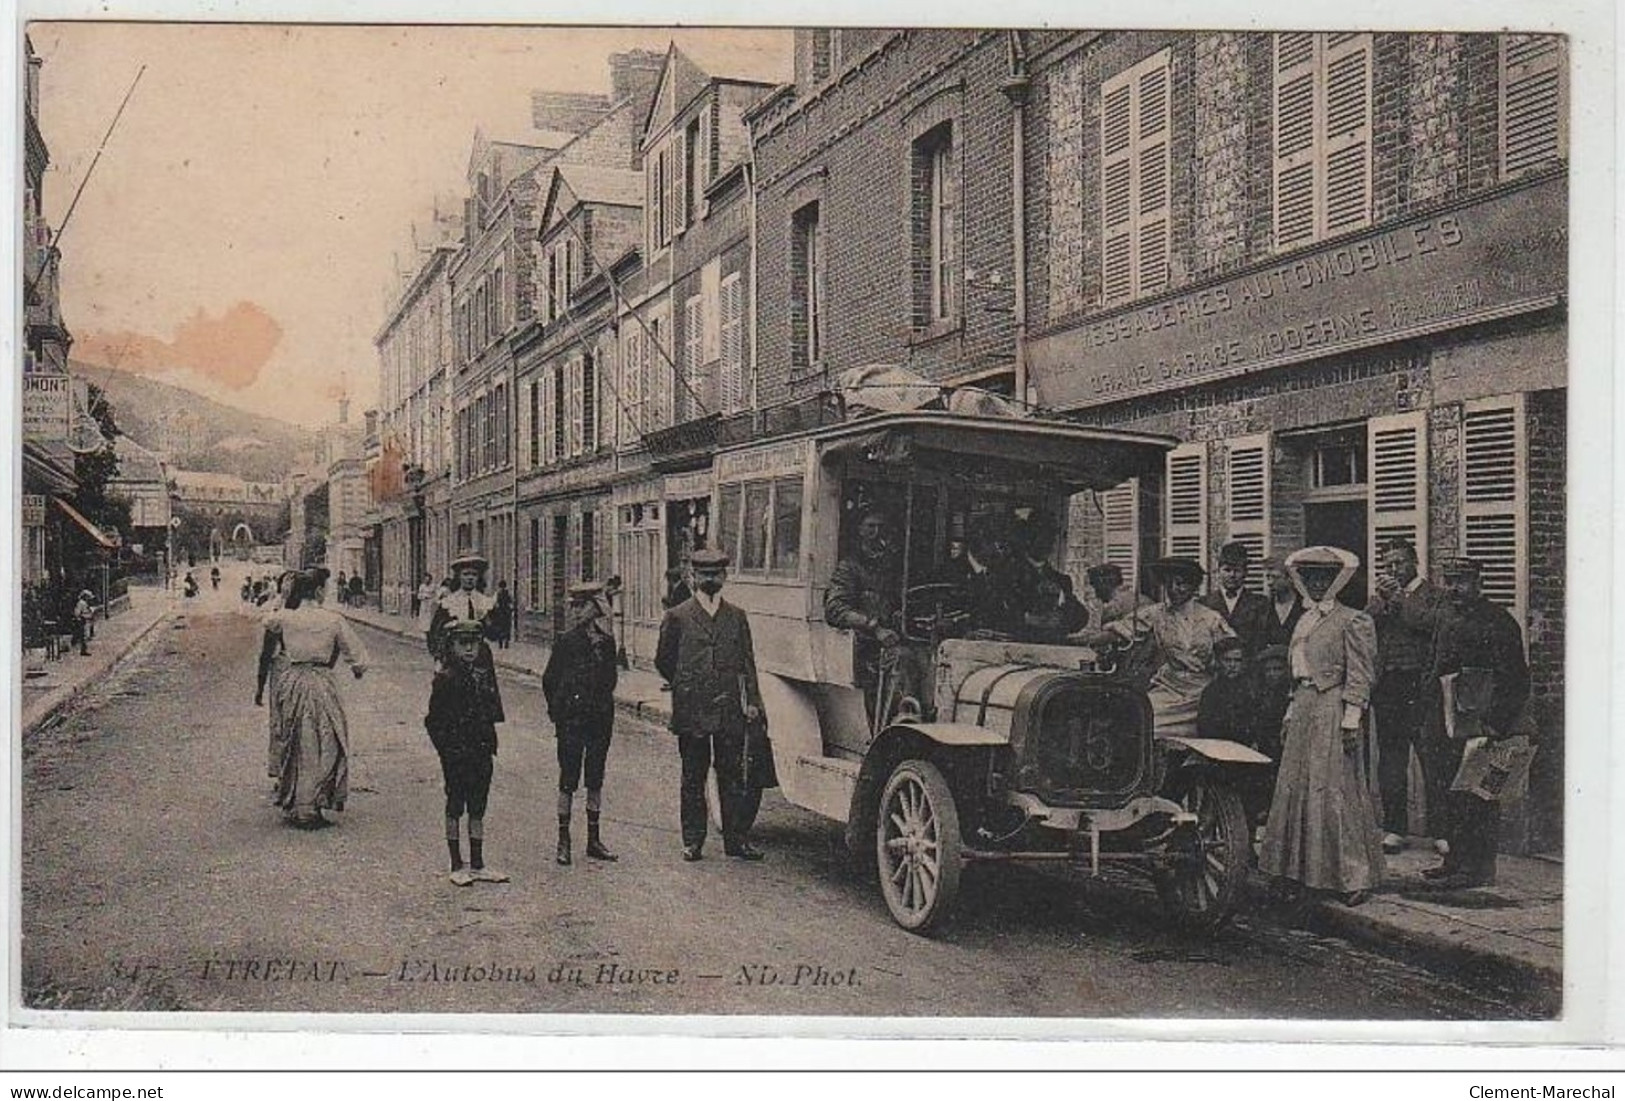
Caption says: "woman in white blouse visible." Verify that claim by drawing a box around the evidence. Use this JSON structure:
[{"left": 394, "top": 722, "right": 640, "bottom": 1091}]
[{"left": 256, "top": 571, "right": 370, "bottom": 829}]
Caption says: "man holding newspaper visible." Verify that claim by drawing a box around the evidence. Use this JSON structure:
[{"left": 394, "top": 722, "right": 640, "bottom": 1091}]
[{"left": 1419, "top": 557, "right": 1533, "bottom": 890}]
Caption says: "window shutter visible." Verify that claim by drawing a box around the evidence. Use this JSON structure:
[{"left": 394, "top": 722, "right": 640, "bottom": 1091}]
[
  {"left": 582, "top": 355, "right": 596, "bottom": 453},
  {"left": 1225, "top": 434, "right": 1271, "bottom": 593},
  {"left": 1102, "top": 478, "right": 1141, "bottom": 598},
  {"left": 662, "top": 147, "right": 675, "bottom": 245},
  {"left": 1100, "top": 77, "right": 1134, "bottom": 304},
  {"left": 1136, "top": 60, "right": 1171, "bottom": 296},
  {"left": 518, "top": 379, "right": 532, "bottom": 472},
  {"left": 720, "top": 273, "right": 744, "bottom": 413},
  {"left": 673, "top": 131, "right": 688, "bottom": 234},
  {"left": 698, "top": 108, "right": 713, "bottom": 189},
  {"left": 541, "top": 368, "right": 556, "bottom": 465},
  {"left": 568, "top": 356, "right": 584, "bottom": 457},
  {"left": 685, "top": 295, "right": 704, "bottom": 419},
  {"left": 619, "top": 330, "right": 641, "bottom": 446},
  {"left": 1164, "top": 441, "right": 1209, "bottom": 577},
  {"left": 1460, "top": 396, "right": 1527, "bottom": 626},
  {"left": 649, "top": 320, "right": 670, "bottom": 431},
  {"left": 1501, "top": 35, "right": 1565, "bottom": 177},
  {"left": 1367, "top": 410, "right": 1429, "bottom": 578},
  {"left": 1322, "top": 33, "right": 1372, "bottom": 236},
  {"left": 1274, "top": 33, "right": 1319, "bottom": 251}
]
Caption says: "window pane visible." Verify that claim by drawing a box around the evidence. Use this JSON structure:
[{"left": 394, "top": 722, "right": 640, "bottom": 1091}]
[
  {"left": 718, "top": 485, "right": 742, "bottom": 566},
  {"left": 772, "top": 478, "right": 803, "bottom": 574},
  {"left": 742, "top": 482, "right": 771, "bottom": 571}
]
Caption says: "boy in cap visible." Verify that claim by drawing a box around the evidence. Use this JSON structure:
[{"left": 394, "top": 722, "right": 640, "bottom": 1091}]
[
  {"left": 1196, "top": 636, "right": 1255, "bottom": 745},
  {"left": 542, "top": 581, "right": 620, "bottom": 866},
  {"left": 1200, "top": 541, "right": 1273, "bottom": 655},
  {"left": 424, "top": 619, "right": 509, "bottom": 886}
]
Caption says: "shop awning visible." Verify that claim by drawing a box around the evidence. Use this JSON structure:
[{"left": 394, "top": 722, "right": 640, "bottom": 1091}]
[{"left": 54, "top": 496, "right": 118, "bottom": 549}]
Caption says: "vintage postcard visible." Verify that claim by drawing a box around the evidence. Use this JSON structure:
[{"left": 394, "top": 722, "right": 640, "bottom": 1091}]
[{"left": 5, "top": 0, "right": 1617, "bottom": 1065}]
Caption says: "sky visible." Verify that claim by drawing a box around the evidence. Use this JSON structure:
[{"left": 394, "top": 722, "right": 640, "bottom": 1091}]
[{"left": 31, "top": 22, "right": 793, "bottom": 428}]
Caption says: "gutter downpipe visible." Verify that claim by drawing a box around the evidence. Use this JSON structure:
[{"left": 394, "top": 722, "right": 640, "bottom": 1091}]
[{"left": 1002, "top": 31, "right": 1032, "bottom": 409}]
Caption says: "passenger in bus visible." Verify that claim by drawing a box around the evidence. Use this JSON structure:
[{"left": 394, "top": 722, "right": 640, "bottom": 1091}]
[
  {"left": 947, "top": 515, "right": 1029, "bottom": 640},
  {"left": 1013, "top": 510, "right": 1089, "bottom": 642}
]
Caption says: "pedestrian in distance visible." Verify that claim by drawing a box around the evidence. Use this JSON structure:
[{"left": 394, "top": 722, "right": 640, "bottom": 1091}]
[
  {"left": 1258, "top": 546, "right": 1384, "bottom": 908},
  {"left": 424, "top": 619, "right": 509, "bottom": 886},
  {"left": 210, "top": 565, "right": 221, "bottom": 591},
  {"left": 1200, "top": 541, "right": 1274, "bottom": 656},
  {"left": 72, "top": 589, "right": 95, "bottom": 656},
  {"left": 183, "top": 571, "right": 199, "bottom": 598},
  {"left": 413, "top": 573, "right": 436, "bottom": 621},
  {"left": 347, "top": 573, "right": 364, "bottom": 608},
  {"left": 1417, "top": 557, "right": 1530, "bottom": 890},
  {"left": 255, "top": 570, "right": 369, "bottom": 830},
  {"left": 1365, "top": 538, "right": 1446, "bottom": 855},
  {"left": 542, "top": 581, "right": 620, "bottom": 866},
  {"left": 655, "top": 548, "right": 768, "bottom": 862},
  {"left": 335, "top": 570, "right": 348, "bottom": 605},
  {"left": 491, "top": 580, "right": 513, "bottom": 650}
]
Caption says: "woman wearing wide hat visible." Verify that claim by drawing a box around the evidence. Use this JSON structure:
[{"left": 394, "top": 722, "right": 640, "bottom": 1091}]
[
  {"left": 1258, "top": 545, "right": 1385, "bottom": 906},
  {"left": 1084, "top": 556, "right": 1235, "bottom": 736}
]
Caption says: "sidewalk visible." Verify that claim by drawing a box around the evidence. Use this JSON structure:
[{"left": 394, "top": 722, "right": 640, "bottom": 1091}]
[
  {"left": 19, "top": 583, "right": 178, "bottom": 737},
  {"left": 341, "top": 602, "right": 1561, "bottom": 1009}
]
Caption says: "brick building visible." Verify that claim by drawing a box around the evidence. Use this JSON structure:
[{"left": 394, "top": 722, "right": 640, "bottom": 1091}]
[
  {"left": 611, "top": 42, "right": 786, "bottom": 660},
  {"left": 747, "top": 30, "right": 1024, "bottom": 407},
  {"left": 1019, "top": 31, "right": 1567, "bottom": 851}
]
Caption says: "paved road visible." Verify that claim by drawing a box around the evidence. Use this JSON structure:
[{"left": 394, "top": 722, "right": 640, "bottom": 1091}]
[{"left": 19, "top": 573, "right": 1540, "bottom": 1019}]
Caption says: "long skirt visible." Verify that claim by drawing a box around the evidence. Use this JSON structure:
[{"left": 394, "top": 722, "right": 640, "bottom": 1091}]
[
  {"left": 265, "top": 652, "right": 289, "bottom": 778},
  {"left": 273, "top": 664, "right": 351, "bottom": 820},
  {"left": 1259, "top": 684, "right": 1386, "bottom": 893}
]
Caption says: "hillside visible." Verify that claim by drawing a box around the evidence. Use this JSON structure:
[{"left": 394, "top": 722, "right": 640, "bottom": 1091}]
[{"left": 69, "top": 362, "right": 317, "bottom": 483}]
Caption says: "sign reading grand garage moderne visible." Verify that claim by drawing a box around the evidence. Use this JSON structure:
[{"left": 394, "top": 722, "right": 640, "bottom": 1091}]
[{"left": 1026, "top": 173, "right": 1566, "bottom": 411}]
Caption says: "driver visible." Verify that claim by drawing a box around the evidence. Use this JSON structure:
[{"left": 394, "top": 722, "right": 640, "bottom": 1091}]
[{"left": 825, "top": 508, "right": 912, "bottom": 722}]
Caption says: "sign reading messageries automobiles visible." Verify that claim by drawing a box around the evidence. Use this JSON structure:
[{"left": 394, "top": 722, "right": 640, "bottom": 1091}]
[{"left": 1025, "top": 174, "right": 1566, "bottom": 411}]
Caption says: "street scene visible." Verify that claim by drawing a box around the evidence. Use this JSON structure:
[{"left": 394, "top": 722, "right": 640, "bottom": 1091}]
[{"left": 17, "top": 23, "right": 1570, "bottom": 1024}]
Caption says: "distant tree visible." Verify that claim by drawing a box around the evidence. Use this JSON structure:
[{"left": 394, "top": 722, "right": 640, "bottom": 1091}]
[{"left": 71, "top": 383, "right": 132, "bottom": 537}]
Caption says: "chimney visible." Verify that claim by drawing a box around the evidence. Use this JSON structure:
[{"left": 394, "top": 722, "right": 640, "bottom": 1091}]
[
  {"left": 338, "top": 396, "right": 350, "bottom": 425},
  {"left": 530, "top": 90, "right": 612, "bottom": 136},
  {"left": 609, "top": 49, "right": 666, "bottom": 112}
]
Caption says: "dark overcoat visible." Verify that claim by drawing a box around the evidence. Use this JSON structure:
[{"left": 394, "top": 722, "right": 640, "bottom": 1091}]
[
  {"left": 654, "top": 597, "right": 762, "bottom": 739},
  {"left": 1199, "top": 589, "right": 1275, "bottom": 655}
]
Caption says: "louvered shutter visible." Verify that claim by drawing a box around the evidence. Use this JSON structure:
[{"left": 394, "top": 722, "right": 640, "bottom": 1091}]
[
  {"left": 1501, "top": 35, "right": 1565, "bottom": 177},
  {"left": 720, "top": 273, "right": 744, "bottom": 413},
  {"left": 698, "top": 108, "right": 713, "bottom": 189},
  {"left": 1274, "top": 33, "right": 1318, "bottom": 251},
  {"left": 541, "top": 368, "right": 557, "bottom": 465},
  {"left": 619, "top": 330, "right": 641, "bottom": 446},
  {"left": 582, "top": 355, "right": 596, "bottom": 453},
  {"left": 518, "top": 379, "right": 533, "bottom": 472},
  {"left": 1164, "top": 442, "right": 1209, "bottom": 581},
  {"left": 568, "top": 356, "right": 584, "bottom": 457},
  {"left": 673, "top": 131, "right": 688, "bottom": 234},
  {"left": 1460, "top": 396, "right": 1527, "bottom": 625},
  {"left": 1136, "top": 59, "right": 1171, "bottom": 296},
  {"left": 1322, "top": 34, "right": 1372, "bottom": 236},
  {"left": 662, "top": 147, "right": 675, "bottom": 246},
  {"left": 1225, "top": 434, "right": 1271, "bottom": 593},
  {"left": 1100, "top": 77, "right": 1134, "bottom": 304},
  {"left": 1102, "top": 479, "right": 1141, "bottom": 598},
  {"left": 684, "top": 295, "right": 704, "bottom": 420},
  {"left": 1367, "top": 410, "right": 1429, "bottom": 577}
]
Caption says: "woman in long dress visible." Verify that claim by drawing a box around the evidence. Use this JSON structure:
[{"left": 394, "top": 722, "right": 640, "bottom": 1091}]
[
  {"left": 256, "top": 571, "right": 370, "bottom": 828},
  {"left": 1258, "top": 545, "right": 1385, "bottom": 905},
  {"left": 261, "top": 569, "right": 300, "bottom": 780},
  {"left": 1084, "top": 557, "right": 1235, "bottom": 736}
]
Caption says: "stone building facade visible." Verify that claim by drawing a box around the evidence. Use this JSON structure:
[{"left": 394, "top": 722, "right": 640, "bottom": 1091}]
[{"left": 1020, "top": 30, "right": 1567, "bottom": 851}]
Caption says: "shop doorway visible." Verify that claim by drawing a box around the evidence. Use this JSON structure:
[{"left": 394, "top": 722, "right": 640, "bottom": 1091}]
[{"left": 1302, "top": 500, "right": 1368, "bottom": 608}]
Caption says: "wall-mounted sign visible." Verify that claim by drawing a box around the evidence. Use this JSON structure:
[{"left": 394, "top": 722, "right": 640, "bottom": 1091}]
[
  {"left": 664, "top": 470, "right": 714, "bottom": 501},
  {"left": 1026, "top": 174, "right": 1567, "bottom": 411},
  {"left": 715, "top": 440, "right": 811, "bottom": 483},
  {"left": 23, "top": 373, "right": 71, "bottom": 443},
  {"left": 22, "top": 495, "right": 46, "bottom": 527}
]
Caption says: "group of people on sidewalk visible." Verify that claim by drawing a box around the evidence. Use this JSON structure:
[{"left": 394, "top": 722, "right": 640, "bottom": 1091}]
[
  {"left": 825, "top": 503, "right": 1532, "bottom": 909},
  {"left": 251, "top": 544, "right": 773, "bottom": 885}
]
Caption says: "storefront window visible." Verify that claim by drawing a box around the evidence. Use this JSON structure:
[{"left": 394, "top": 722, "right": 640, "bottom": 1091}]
[
  {"left": 741, "top": 483, "right": 772, "bottom": 571},
  {"left": 772, "top": 478, "right": 803, "bottom": 573},
  {"left": 717, "top": 485, "right": 741, "bottom": 565}
]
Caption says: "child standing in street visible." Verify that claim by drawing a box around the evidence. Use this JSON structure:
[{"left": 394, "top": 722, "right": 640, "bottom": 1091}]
[{"left": 424, "top": 619, "right": 509, "bottom": 886}]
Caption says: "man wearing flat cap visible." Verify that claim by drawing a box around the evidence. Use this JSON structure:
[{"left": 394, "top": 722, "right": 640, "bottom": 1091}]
[
  {"left": 1418, "top": 556, "right": 1529, "bottom": 889},
  {"left": 542, "top": 581, "right": 620, "bottom": 866},
  {"left": 655, "top": 548, "right": 768, "bottom": 862},
  {"left": 1200, "top": 541, "right": 1274, "bottom": 656},
  {"left": 1083, "top": 556, "right": 1236, "bottom": 736}
]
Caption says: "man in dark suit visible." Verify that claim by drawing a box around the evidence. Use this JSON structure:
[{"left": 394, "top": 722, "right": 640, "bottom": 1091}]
[
  {"left": 1419, "top": 557, "right": 1529, "bottom": 889},
  {"left": 1365, "top": 537, "right": 1444, "bottom": 853},
  {"left": 1260, "top": 556, "right": 1305, "bottom": 649},
  {"left": 1199, "top": 541, "right": 1273, "bottom": 655},
  {"left": 655, "top": 548, "right": 767, "bottom": 862}
]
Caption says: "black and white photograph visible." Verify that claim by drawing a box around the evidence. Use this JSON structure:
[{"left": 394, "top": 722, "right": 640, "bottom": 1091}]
[{"left": 5, "top": 1, "right": 1617, "bottom": 1065}]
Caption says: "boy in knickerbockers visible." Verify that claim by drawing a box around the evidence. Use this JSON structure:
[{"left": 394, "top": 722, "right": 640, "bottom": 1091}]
[{"left": 425, "top": 619, "right": 509, "bottom": 886}]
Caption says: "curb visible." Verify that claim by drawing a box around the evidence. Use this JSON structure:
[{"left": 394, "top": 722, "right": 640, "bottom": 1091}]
[
  {"left": 341, "top": 611, "right": 674, "bottom": 728},
  {"left": 21, "top": 599, "right": 178, "bottom": 739},
  {"left": 1299, "top": 895, "right": 1562, "bottom": 1014}
]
